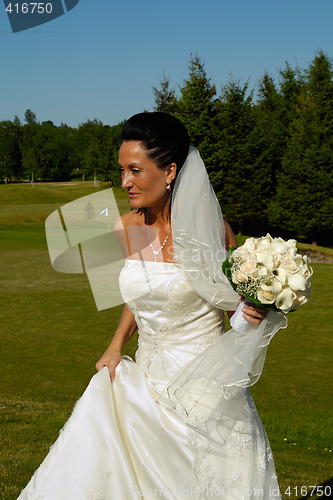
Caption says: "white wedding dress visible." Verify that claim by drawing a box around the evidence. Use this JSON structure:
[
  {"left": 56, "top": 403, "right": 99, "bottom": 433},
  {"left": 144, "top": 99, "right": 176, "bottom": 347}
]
[{"left": 18, "top": 260, "right": 282, "bottom": 500}]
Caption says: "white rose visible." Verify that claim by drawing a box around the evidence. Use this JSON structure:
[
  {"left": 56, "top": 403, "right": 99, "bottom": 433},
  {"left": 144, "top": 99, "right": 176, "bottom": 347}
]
[
  {"left": 275, "top": 287, "right": 297, "bottom": 312},
  {"left": 280, "top": 255, "right": 299, "bottom": 274},
  {"left": 287, "top": 246, "right": 297, "bottom": 257},
  {"left": 240, "top": 260, "right": 259, "bottom": 278},
  {"left": 257, "top": 279, "right": 282, "bottom": 304},
  {"left": 256, "top": 235, "right": 272, "bottom": 252},
  {"left": 232, "top": 270, "right": 248, "bottom": 284},
  {"left": 243, "top": 237, "right": 256, "bottom": 251},
  {"left": 285, "top": 239, "right": 297, "bottom": 248},
  {"left": 270, "top": 240, "right": 289, "bottom": 255}
]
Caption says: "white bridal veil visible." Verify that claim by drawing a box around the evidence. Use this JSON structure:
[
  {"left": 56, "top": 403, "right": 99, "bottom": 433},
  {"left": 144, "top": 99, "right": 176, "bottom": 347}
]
[
  {"left": 171, "top": 146, "right": 240, "bottom": 312},
  {"left": 160, "top": 146, "right": 286, "bottom": 434}
]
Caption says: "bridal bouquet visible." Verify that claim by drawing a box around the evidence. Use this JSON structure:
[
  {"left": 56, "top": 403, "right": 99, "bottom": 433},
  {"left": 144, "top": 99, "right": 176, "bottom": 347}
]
[{"left": 222, "top": 234, "right": 312, "bottom": 315}]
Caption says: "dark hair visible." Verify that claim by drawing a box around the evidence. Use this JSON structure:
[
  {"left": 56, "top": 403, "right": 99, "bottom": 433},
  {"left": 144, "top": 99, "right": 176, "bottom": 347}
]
[
  {"left": 121, "top": 112, "right": 190, "bottom": 179},
  {"left": 121, "top": 112, "right": 190, "bottom": 219}
]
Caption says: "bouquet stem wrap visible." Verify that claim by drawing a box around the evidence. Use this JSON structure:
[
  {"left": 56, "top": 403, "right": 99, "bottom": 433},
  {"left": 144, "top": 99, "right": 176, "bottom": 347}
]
[{"left": 230, "top": 298, "right": 256, "bottom": 334}]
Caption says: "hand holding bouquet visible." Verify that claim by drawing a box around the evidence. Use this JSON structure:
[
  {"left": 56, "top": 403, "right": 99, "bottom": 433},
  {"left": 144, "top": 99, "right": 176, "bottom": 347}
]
[{"left": 222, "top": 234, "right": 312, "bottom": 332}]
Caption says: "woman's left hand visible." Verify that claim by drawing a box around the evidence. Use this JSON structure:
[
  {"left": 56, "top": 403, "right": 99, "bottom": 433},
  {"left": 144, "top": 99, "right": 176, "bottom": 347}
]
[{"left": 241, "top": 298, "right": 268, "bottom": 325}]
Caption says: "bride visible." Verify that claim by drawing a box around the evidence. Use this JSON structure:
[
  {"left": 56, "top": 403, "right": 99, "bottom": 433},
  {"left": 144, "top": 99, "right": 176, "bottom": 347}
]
[{"left": 18, "top": 112, "right": 284, "bottom": 499}]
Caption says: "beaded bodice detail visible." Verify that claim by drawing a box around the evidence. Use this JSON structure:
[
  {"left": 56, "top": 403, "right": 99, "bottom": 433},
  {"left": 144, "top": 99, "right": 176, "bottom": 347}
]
[{"left": 119, "top": 260, "right": 225, "bottom": 385}]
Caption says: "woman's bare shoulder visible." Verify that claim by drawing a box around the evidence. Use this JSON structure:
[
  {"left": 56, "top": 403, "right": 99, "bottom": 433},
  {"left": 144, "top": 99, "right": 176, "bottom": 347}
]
[
  {"left": 114, "top": 211, "right": 144, "bottom": 257},
  {"left": 114, "top": 211, "right": 141, "bottom": 230}
]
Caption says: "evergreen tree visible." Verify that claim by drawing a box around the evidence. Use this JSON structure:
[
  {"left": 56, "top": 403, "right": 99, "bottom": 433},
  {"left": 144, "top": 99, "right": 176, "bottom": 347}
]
[
  {"left": 252, "top": 72, "right": 282, "bottom": 197},
  {"left": 104, "top": 121, "right": 124, "bottom": 186},
  {"left": 278, "top": 62, "right": 304, "bottom": 128},
  {"left": 0, "top": 120, "right": 23, "bottom": 182},
  {"left": 212, "top": 79, "right": 259, "bottom": 233},
  {"left": 250, "top": 65, "right": 305, "bottom": 237},
  {"left": 74, "top": 119, "right": 106, "bottom": 180},
  {"left": 13, "top": 115, "right": 21, "bottom": 126},
  {"left": 270, "top": 51, "right": 333, "bottom": 244},
  {"left": 21, "top": 121, "right": 73, "bottom": 181},
  {"left": 21, "top": 110, "right": 39, "bottom": 181},
  {"left": 48, "top": 125, "right": 74, "bottom": 181},
  {"left": 24, "top": 109, "right": 38, "bottom": 125},
  {"left": 152, "top": 73, "right": 178, "bottom": 114},
  {"left": 177, "top": 54, "right": 218, "bottom": 170}
]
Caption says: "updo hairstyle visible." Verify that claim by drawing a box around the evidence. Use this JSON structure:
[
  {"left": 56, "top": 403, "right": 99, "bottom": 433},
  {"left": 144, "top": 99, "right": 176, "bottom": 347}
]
[{"left": 120, "top": 112, "right": 190, "bottom": 187}]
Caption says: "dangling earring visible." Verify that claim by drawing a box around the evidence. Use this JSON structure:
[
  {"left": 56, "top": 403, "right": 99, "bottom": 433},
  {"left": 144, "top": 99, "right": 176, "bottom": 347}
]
[{"left": 166, "top": 183, "right": 171, "bottom": 190}]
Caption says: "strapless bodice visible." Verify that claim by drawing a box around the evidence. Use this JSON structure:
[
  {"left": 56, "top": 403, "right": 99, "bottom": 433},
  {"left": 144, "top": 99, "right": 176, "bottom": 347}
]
[{"left": 119, "top": 260, "right": 225, "bottom": 388}]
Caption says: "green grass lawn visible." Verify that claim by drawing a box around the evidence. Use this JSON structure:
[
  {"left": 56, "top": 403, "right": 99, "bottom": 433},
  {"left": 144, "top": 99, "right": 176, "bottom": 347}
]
[{"left": 0, "top": 182, "right": 332, "bottom": 499}]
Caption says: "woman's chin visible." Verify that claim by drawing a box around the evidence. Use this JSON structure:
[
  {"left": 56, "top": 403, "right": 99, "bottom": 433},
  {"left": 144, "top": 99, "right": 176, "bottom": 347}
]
[{"left": 128, "top": 198, "right": 142, "bottom": 209}]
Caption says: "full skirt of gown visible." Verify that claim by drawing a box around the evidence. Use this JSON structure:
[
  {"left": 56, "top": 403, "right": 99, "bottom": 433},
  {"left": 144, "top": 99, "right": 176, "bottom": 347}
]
[{"left": 18, "top": 260, "right": 283, "bottom": 499}]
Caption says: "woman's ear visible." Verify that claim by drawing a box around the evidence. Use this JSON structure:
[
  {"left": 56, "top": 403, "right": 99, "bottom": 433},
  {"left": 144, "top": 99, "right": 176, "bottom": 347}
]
[{"left": 166, "top": 162, "right": 177, "bottom": 184}]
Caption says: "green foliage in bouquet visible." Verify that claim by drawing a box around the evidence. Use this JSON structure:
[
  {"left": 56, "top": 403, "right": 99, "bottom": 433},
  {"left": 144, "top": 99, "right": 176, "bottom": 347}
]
[
  {"left": 222, "top": 235, "right": 312, "bottom": 313},
  {"left": 222, "top": 247, "right": 278, "bottom": 311}
]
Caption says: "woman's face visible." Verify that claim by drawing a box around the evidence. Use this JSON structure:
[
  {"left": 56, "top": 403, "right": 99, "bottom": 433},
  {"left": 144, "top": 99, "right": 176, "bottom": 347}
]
[{"left": 118, "top": 141, "right": 175, "bottom": 211}]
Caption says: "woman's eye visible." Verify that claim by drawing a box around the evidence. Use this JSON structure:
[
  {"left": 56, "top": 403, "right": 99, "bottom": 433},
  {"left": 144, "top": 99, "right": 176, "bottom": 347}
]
[{"left": 118, "top": 167, "right": 141, "bottom": 175}]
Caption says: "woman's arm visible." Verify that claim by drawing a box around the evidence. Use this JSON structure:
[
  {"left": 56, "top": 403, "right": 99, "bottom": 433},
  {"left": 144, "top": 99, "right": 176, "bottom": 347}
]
[
  {"left": 95, "top": 304, "right": 137, "bottom": 381},
  {"left": 224, "top": 220, "right": 238, "bottom": 252},
  {"left": 96, "top": 212, "right": 137, "bottom": 380}
]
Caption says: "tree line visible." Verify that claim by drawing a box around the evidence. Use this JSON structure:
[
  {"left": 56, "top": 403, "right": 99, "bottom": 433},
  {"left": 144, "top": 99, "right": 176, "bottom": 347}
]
[
  {"left": 0, "top": 111, "right": 124, "bottom": 186},
  {"left": 1, "top": 50, "right": 332, "bottom": 245}
]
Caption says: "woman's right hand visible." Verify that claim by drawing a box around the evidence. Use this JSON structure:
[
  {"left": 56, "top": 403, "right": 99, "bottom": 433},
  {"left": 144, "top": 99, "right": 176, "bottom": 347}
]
[
  {"left": 95, "top": 304, "right": 137, "bottom": 382},
  {"left": 95, "top": 348, "right": 122, "bottom": 382}
]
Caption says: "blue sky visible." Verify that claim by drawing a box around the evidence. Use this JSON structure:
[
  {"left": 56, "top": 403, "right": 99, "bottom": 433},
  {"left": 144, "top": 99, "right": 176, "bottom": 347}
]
[{"left": 1, "top": 0, "right": 332, "bottom": 127}]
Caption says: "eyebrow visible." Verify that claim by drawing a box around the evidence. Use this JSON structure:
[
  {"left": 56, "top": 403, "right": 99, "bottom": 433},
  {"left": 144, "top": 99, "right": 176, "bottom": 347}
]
[{"left": 118, "top": 162, "right": 144, "bottom": 168}]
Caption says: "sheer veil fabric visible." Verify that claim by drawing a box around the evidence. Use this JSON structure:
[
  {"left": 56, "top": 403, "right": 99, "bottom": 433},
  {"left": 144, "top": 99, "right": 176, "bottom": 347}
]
[
  {"left": 162, "top": 146, "right": 286, "bottom": 432},
  {"left": 171, "top": 146, "right": 240, "bottom": 312}
]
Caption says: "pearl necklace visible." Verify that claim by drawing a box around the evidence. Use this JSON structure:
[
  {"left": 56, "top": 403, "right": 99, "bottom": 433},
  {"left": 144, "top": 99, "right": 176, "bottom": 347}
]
[{"left": 146, "top": 220, "right": 172, "bottom": 262}]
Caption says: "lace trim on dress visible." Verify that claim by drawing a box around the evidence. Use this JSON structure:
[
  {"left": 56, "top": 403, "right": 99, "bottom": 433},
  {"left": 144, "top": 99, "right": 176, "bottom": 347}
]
[{"left": 185, "top": 389, "right": 277, "bottom": 499}]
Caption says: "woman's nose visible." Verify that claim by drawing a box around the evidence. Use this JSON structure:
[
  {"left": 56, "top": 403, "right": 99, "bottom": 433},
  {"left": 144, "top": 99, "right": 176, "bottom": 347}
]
[{"left": 121, "top": 172, "right": 133, "bottom": 189}]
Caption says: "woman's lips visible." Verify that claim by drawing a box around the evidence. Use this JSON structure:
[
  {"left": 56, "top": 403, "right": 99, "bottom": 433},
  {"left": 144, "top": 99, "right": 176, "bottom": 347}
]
[{"left": 128, "top": 192, "right": 139, "bottom": 198}]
